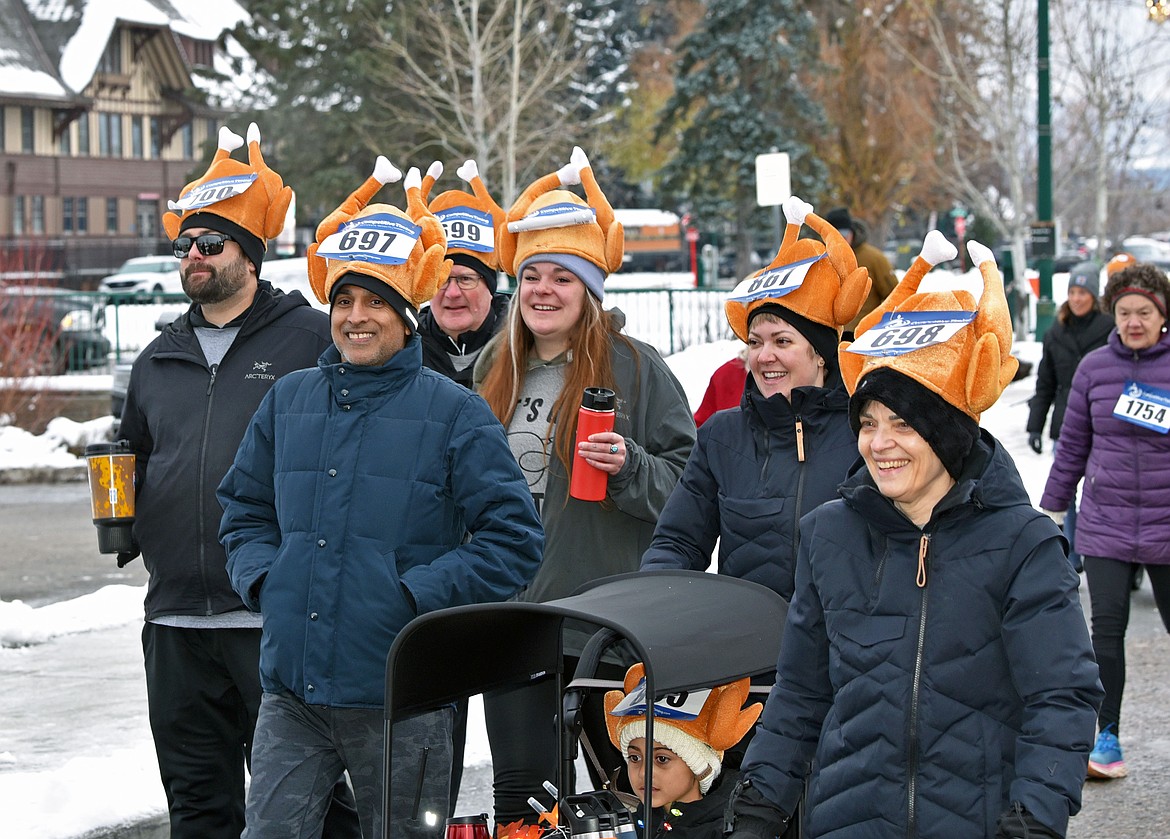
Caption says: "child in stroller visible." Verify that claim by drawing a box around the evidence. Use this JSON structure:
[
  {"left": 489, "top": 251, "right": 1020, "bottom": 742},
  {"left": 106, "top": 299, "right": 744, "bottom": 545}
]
[{"left": 605, "top": 663, "right": 762, "bottom": 838}]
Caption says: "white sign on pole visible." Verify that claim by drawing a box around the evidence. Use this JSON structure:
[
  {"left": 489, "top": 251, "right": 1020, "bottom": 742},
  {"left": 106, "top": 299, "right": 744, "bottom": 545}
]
[{"left": 755, "top": 152, "right": 791, "bottom": 207}]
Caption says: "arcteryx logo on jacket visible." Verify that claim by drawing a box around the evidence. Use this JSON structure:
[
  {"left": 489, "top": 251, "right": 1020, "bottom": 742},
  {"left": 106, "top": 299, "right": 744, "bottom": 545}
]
[{"left": 245, "top": 359, "right": 276, "bottom": 381}]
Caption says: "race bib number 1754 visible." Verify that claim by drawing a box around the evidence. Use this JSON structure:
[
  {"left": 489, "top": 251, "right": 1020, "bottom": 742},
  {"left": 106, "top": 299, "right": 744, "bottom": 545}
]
[{"left": 1113, "top": 381, "right": 1170, "bottom": 433}]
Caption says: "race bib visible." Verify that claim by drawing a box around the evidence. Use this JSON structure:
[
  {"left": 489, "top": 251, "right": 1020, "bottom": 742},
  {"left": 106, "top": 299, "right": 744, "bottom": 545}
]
[
  {"left": 507, "top": 201, "right": 596, "bottom": 232},
  {"left": 168, "top": 173, "right": 258, "bottom": 212},
  {"left": 436, "top": 206, "right": 494, "bottom": 253},
  {"left": 315, "top": 213, "right": 421, "bottom": 265},
  {"left": 727, "top": 255, "right": 825, "bottom": 304},
  {"left": 847, "top": 310, "right": 977, "bottom": 357},
  {"left": 608, "top": 678, "right": 712, "bottom": 720},
  {"left": 1113, "top": 380, "right": 1170, "bottom": 433}
]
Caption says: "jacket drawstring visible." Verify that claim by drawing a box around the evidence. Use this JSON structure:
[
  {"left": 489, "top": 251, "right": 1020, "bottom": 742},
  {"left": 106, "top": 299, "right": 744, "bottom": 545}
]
[
  {"left": 917, "top": 533, "right": 930, "bottom": 588},
  {"left": 795, "top": 416, "right": 805, "bottom": 462}
]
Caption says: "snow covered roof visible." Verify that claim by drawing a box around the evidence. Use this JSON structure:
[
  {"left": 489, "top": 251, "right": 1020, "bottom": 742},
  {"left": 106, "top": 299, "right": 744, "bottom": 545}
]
[{"left": 0, "top": 0, "right": 250, "bottom": 103}]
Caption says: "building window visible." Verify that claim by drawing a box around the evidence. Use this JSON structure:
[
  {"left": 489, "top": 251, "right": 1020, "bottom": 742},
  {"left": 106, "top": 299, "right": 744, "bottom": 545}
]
[
  {"left": 181, "top": 123, "right": 193, "bottom": 158},
  {"left": 31, "top": 195, "right": 44, "bottom": 234},
  {"left": 21, "top": 107, "right": 34, "bottom": 153},
  {"left": 98, "top": 35, "right": 122, "bottom": 74},
  {"left": 106, "top": 198, "right": 118, "bottom": 233},
  {"left": 98, "top": 113, "right": 123, "bottom": 157},
  {"left": 149, "top": 117, "right": 160, "bottom": 157},
  {"left": 132, "top": 117, "right": 143, "bottom": 158},
  {"left": 13, "top": 196, "right": 25, "bottom": 235},
  {"left": 59, "top": 120, "right": 70, "bottom": 155},
  {"left": 76, "top": 197, "right": 88, "bottom": 233},
  {"left": 78, "top": 115, "right": 90, "bottom": 154},
  {"left": 63, "top": 197, "right": 73, "bottom": 233},
  {"left": 64, "top": 197, "right": 88, "bottom": 234}
]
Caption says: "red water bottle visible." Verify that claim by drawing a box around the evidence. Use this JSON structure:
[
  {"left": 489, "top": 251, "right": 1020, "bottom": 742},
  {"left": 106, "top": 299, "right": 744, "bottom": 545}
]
[
  {"left": 569, "top": 387, "right": 617, "bottom": 502},
  {"left": 445, "top": 814, "right": 490, "bottom": 839}
]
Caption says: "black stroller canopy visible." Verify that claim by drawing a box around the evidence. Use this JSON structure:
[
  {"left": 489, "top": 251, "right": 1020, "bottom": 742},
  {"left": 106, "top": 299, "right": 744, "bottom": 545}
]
[{"left": 386, "top": 570, "right": 787, "bottom": 722}]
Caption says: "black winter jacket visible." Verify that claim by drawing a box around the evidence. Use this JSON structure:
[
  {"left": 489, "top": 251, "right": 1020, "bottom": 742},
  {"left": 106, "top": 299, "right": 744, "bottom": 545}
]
[
  {"left": 119, "top": 282, "right": 331, "bottom": 620},
  {"left": 741, "top": 433, "right": 1102, "bottom": 838},
  {"left": 1026, "top": 310, "right": 1111, "bottom": 439},
  {"left": 637, "top": 769, "right": 739, "bottom": 839},
  {"left": 418, "top": 292, "right": 509, "bottom": 388},
  {"left": 641, "top": 376, "right": 857, "bottom": 600}
]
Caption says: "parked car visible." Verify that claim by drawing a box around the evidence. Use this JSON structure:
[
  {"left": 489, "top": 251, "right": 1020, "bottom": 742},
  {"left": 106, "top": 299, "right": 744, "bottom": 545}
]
[
  {"left": 0, "top": 285, "right": 111, "bottom": 375},
  {"left": 1120, "top": 237, "right": 1170, "bottom": 270},
  {"left": 99, "top": 255, "right": 185, "bottom": 298},
  {"left": 261, "top": 256, "right": 327, "bottom": 311}
]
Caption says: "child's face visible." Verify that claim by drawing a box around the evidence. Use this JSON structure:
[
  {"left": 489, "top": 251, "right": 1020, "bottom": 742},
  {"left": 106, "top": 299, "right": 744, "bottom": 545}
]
[{"left": 625, "top": 737, "right": 702, "bottom": 808}]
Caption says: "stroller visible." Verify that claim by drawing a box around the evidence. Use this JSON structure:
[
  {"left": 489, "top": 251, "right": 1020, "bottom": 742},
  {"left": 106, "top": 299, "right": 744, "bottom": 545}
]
[{"left": 383, "top": 569, "right": 791, "bottom": 838}]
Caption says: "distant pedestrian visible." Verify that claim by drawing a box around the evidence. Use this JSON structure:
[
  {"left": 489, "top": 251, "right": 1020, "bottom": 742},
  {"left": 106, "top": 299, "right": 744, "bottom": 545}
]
[
  {"left": 825, "top": 207, "right": 898, "bottom": 337},
  {"left": 1041, "top": 261, "right": 1170, "bottom": 781},
  {"left": 1026, "top": 260, "right": 1112, "bottom": 570},
  {"left": 692, "top": 349, "right": 748, "bottom": 427}
]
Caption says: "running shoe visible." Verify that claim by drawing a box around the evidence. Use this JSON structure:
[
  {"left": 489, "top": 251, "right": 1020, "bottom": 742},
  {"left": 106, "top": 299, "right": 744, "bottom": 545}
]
[{"left": 1087, "top": 725, "right": 1127, "bottom": 779}]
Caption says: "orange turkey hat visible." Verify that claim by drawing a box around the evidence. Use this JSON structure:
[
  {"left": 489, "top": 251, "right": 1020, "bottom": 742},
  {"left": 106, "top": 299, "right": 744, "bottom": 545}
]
[
  {"left": 420, "top": 159, "right": 505, "bottom": 273},
  {"left": 604, "top": 663, "right": 762, "bottom": 795},
  {"left": 724, "top": 196, "right": 872, "bottom": 343},
  {"left": 839, "top": 232, "right": 1018, "bottom": 421},
  {"left": 497, "top": 147, "right": 624, "bottom": 300},
  {"left": 305, "top": 158, "right": 451, "bottom": 330},
  {"left": 162, "top": 123, "right": 292, "bottom": 271}
]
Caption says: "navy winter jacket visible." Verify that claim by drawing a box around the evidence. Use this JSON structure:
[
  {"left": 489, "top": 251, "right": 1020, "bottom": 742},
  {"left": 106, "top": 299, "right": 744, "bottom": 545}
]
[
  {"left": 641, "top": 377, "right": 857, "bottom": 600},
  {"left": 742, "top": 433, "right": 1102, "bottom": 838},
  {"left": 218, "top": 337, "right": 544, "bottom": 708}
]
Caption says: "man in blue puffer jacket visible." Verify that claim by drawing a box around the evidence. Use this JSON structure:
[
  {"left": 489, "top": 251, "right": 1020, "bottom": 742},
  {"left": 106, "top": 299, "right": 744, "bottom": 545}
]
[{"left": 218, "top": 162, "right": 543, "bottom": 839}]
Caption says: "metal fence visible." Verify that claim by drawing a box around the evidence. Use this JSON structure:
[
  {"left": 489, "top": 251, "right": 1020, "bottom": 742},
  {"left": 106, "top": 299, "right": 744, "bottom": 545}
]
[{"left": 31, "top": 287, "right": 736, "bottom": 379}]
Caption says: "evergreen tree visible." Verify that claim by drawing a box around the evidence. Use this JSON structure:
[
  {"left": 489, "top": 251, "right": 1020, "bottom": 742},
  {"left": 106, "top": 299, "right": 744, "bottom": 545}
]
[{"left": 655, "top": 0, "right": 828, "bottom": 277}]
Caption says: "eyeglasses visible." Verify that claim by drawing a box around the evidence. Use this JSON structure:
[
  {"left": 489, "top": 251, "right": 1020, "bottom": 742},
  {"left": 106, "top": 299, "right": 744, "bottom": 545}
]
[
  {"left": 172, "top": 233, "right": 235, "bottom": 259},
  {"left": 442, "top": 274, "right": 483, "bottom": 291}
]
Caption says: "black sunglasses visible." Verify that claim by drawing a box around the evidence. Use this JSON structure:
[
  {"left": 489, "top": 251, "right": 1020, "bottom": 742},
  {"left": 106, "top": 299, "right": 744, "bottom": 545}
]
[{"left": 173, "top": 233, "right": 235, "bottom": 259}]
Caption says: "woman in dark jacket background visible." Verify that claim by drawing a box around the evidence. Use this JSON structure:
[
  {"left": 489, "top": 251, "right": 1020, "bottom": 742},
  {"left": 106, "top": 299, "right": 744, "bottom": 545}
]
[
  {"left": 726, "top": 235, "right": 1101, "bottom": 839},
  {"left": 641, "top": 196, "right": 870, "bottom": 602},
  {"left": 1026, "top": 260, "right": 1112, "bottom": 570}
]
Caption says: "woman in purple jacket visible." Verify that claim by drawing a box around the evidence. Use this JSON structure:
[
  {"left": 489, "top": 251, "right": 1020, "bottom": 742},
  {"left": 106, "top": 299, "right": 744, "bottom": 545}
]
[{"left": 1041, "top": 262, "right": 1170, "bottom": 781}]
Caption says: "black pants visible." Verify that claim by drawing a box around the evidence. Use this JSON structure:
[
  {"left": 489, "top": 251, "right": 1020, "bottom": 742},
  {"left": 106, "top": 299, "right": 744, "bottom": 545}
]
[
  {"left": 142, "top": 623, "right": 359, "bottom": 839},
  {"left": 483, "top": 665, "right": 628, "bottom": 828},
  {"left": 1083, "top": 557, "right": 1170, "bottom": 735}
]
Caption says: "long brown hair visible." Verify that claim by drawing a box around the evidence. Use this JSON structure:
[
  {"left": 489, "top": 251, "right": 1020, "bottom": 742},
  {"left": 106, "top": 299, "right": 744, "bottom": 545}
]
[{"left": 479, "top": 287, "right": 637, "bottom": 473}]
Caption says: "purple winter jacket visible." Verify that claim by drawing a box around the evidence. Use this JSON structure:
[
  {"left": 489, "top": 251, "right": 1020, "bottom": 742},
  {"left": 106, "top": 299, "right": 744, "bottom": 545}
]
[{"left": 1040, "top": 328, "right": 1170, "bottom": 564}]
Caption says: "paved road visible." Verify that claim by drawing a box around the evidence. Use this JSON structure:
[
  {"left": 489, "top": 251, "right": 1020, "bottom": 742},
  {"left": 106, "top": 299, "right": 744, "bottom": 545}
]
[{"left": 3, "top": 483, "right": 1167, "bottom": 837}]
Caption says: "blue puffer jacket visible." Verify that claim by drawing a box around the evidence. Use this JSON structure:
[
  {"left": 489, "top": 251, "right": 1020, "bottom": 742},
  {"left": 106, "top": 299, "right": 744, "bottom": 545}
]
[
  {"left": 742, "top": 433, "right": 1102, "bottom": 838},
  {"left": 641, "top": 376, "right": 857, "bottom": 600},
  {"left": 219, "top": 337, "right": 543, "bottom": 708}
]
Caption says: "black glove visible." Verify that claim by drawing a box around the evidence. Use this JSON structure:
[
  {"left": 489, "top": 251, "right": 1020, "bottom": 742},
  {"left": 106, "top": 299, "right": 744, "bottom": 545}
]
[
  {"left": 1028, "top": 432, "right": 1043, "bottom": 454},
  {"left": 994, "top": 802, "right": 1061, "bottom": 838},
  {"left": 723, "top": 779, "right": 789, "bottom": 838},
  {"left": 116, "top": 545, "right": 140, "bottom": 568}
]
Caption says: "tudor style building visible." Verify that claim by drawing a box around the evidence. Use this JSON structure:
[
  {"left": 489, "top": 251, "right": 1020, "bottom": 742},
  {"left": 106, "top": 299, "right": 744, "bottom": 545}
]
[{"left": 0, "top": 0, "right": 251, "bottom": 286}]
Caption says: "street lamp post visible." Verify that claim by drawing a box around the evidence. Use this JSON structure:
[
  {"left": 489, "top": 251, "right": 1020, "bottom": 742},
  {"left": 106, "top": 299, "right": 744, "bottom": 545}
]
[{"left": 1034, "top": 0, "right": 1056, "bottom": 340}]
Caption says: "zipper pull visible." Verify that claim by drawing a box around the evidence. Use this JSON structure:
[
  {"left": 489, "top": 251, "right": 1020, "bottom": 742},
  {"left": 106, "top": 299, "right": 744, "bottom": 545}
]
[
  {"left": 206, "top": 363, "right": 218, "bottom": 395},
  {"left": 917, "top": 533, "right": 930, "bottom": 588},
  {"left": 795, "top": 416, "right": 805, "bottom": 462}
]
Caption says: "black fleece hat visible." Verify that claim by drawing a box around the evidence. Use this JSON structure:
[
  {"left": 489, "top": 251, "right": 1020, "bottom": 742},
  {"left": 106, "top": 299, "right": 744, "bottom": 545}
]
[
  {"left": 824, "top": 207, "right": 853, "bottom": 234},
  {"left": 849, "top": 366, "right": 979, "bottom": 479},
  {"left": 330, "top": 270, "right": 419, "bottom": 333},
  {"left": 450, "top": 253, "right": 498, "bottom": 294},
  {"left": 749, "top": 302, "right": 841, "bottom": 378},
  {"left": 180, "top": 211, "right": 266, "bottom": 276}
]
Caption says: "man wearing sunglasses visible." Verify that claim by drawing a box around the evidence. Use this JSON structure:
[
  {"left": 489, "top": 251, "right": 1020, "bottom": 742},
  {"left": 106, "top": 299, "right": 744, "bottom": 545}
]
[{"left": 118, "top": 124, "right": 358, "bottom": 839}]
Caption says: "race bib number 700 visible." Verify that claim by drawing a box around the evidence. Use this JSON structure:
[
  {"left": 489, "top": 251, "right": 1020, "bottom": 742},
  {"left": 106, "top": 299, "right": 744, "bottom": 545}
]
[{"left": 1113, "top": 381, "right": 1170, "bottom": 434}]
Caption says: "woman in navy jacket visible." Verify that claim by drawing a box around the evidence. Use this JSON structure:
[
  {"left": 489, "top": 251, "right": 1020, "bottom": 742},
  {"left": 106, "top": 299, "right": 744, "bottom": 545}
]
[{"left": 726, "top": 236, "right": 1101, "bottom": 839}]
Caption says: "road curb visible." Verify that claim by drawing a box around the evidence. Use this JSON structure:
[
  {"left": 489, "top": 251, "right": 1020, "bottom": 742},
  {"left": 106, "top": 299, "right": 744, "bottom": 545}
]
[{"left": 75, "top": 813, "right": 168, "bottom": 839}]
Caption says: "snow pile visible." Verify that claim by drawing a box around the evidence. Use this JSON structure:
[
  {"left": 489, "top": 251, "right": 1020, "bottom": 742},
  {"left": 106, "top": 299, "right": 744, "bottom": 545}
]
[{"left": 0, "top": 584, "right": 144, "bottom": 648}]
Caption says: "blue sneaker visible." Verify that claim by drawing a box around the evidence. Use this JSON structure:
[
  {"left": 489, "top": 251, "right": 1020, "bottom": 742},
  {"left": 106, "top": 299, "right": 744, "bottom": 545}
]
[{"left": 1087, "top": 725, "right": 1127, "bottom": 778}]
